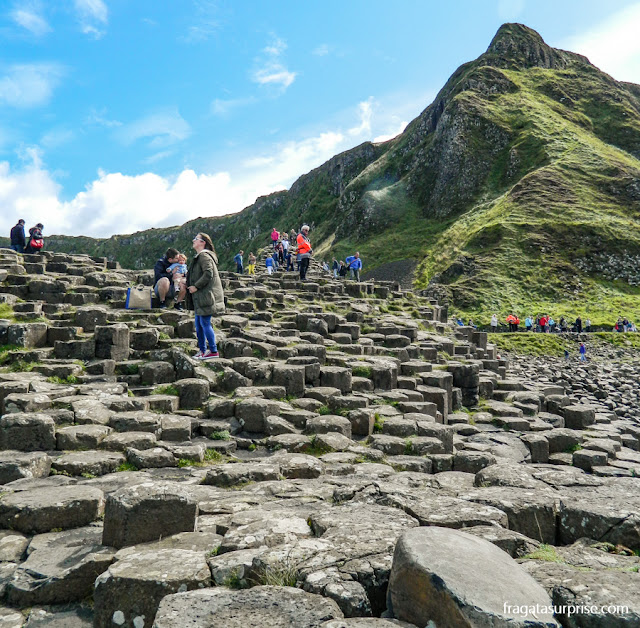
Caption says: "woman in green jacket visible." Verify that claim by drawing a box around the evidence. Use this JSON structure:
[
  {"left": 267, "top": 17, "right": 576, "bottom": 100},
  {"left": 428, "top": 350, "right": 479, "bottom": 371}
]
[{"left": 188, "top": 232, "right": 225, "bottom": 359}]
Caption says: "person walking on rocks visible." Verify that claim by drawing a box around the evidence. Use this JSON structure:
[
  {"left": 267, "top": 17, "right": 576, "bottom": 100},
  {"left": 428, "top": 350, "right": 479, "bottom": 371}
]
[
  {"left": 265, "top": 255, "right": 274, "bottom": 274},
  {"left": 188, "top": 233, "right": 225, "bottom": 359},
  {"left": 25, "top": 223, "right": 44, "bottom": 254},
  {"left": 10, "top": 219, "right": 26, "bottom": 253},
  {"left": 270, "top": 228, "right": 279, "bottom": 249},
  {"left": 247, "top": 252, "right": 256, "bottom": 275},
  {"left": 332, "top": 257, "right": 339, "bottom": 278},
  {"left": 348, "top": 252, "right": 363, "bottom": 281},
  {"left": 579, "top": 342, "right": 587, "bottom": 361},
  {"left": 297, "top": 224, "right": 312, "bottom": 281}
]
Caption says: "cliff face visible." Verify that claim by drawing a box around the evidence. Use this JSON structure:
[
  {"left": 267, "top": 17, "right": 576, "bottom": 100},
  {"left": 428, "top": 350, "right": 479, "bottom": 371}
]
[{"left": 30, "top": 23, "right": 640, "bottom": 323}]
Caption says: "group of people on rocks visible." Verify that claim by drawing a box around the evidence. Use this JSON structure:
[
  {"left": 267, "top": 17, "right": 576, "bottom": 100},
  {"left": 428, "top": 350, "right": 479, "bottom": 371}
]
[
  {"left": 490, "top": 313, "right": 593, "bottom": 333},
  {"left": 153, "top": 233, "right": 224, "bottom": 360},
  {"left": 232, "top": 226, "right": 363, "bottom": 283},
  {"left": 9, "top": 220, "right": 45, "bottom": 254}
]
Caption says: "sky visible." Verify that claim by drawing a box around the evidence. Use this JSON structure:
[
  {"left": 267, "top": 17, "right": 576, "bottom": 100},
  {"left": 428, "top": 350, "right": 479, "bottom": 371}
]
[{"left": 1, "top": 0, "right": 639, "bottom": 239}]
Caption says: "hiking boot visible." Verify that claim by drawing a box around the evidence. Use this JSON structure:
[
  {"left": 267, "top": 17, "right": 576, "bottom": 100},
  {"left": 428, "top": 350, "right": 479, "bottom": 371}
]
[{"left": 201, "top": 350, "right": 219, "bottom": 359}]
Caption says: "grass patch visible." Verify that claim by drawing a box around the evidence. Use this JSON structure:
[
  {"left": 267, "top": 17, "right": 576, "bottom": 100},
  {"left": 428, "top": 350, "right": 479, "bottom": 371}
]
[
  {"left": 204, "top": 448, "right": 223, "bottom": 463},
  {"left": 116, "top": 462, "right": 138, "bottom": 472},
  {"left": 47, "top": 375, "right": 79, "bottom": 385},
  {"left": 8, "top": 360, "right": 37, "bottom": 372},
  {"left": 351, "top": 365, "right": 372, "bottom": 378},
  {"left": 251, "top": 560, "right": 299, "bottom": 587},
  {"left": 317, "top": 405, "right": 331, "bottom": 415},
  {"left": 210, "top": 430, "right": 230, "bottom": 440},
  {"left": 522, "top": 544, "right": 565, "bottom": 563},
  {"left": 488, "top": 333, "right": 570, "bottom": 357},
  {"left": 373, "top": 413, "right": 384, "bottom": 433}
]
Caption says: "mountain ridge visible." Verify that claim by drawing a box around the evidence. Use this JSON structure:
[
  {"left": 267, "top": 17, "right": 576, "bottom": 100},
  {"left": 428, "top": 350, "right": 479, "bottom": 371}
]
[{"left": 5, "top": 23, "right": 640, "bottom": 325}]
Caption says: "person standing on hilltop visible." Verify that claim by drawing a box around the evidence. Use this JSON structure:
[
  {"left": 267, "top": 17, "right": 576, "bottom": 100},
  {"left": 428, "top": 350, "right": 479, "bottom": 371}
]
[
  {"left": 296, "top": 224, "right": 312, "bottom": 281},
  {"left": 10, "top": 219, "right": 26, "bottom": 253},
  {"left": 187, "top": 232, "right": 225, "bottom": 360}
]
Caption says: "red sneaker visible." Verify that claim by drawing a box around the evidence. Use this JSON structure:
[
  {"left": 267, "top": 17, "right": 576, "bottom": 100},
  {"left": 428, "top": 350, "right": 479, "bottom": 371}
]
[{"left": 201, "top": 350, "right": 219, "bottom": 359}]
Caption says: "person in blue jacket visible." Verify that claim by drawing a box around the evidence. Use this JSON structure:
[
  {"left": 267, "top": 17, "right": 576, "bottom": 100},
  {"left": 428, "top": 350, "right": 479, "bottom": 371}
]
[
  {"left": 10, "top": 219, "right": 26, "bottom": 253},
  {"left": 233, "top": 250, "right": 244, "bottom": 274},
  {"left": 346, "top": 252, "right": 363, "bottom": 281},
  {"left": 265, "top": 255, "right": 274, "bottom": 275}
]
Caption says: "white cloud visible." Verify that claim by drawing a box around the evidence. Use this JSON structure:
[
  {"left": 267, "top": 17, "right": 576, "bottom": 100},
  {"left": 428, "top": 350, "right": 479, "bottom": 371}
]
[
  {"left": 374, "top": 120, "right": 408, "bottom": 143},
  {"left": 116, "top": 109, "right": 191, "bottom": 148},
  {"left": 85, "top": 107, "right": 122, "bottom": 128},
  {"left": 10, "top": 3, "right": 51, "bottom": 36},
  {"left": 40, "top": 128, "right": 75, "bottom": 149},
  {"left": 143, "top": 150, "right": 174, "bottom": 165},
  {"left": 560, "top": 3, "right": 640, "bottom": 84},
  {"left": 348, "top": 98, "right": 374, "bottom": 137},
  {"left": 74, "top": 0, "right": 108, "bottom": 38},
  {"left": 181, "top": 0, "right": 219, "bottom": 43},
  {"left": 312, "top": 44, "right": 330, "bottom": 57},
  {"left": 211, "top": 96, "right": 255, "bottom": 116},
  {"left": 0, "top": 63, "right": 65, "bottom": 108},
  {"left": 252, "top": 34, "right": 297, "bottom": 91},
  {"left": 0, "top": 96, "right": 424, "bottom": 239}
]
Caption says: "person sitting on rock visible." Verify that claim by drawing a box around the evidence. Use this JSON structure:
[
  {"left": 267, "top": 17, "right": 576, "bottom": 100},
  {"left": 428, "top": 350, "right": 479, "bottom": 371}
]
[
  {"left": 154, "top": 247, "right": 180, "bottom": 308},
  {"left": 167, "top": 253, "right": 188, "bottom": 310}
]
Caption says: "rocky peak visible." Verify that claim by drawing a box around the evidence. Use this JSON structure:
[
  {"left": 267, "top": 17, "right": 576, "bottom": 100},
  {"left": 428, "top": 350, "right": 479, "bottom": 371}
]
[{"left": 484, "top": 22, "right": 588, "bottom": 70}]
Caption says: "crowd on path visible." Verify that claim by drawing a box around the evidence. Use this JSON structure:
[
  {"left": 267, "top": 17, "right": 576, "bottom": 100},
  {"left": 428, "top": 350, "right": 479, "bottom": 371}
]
[
  {"left": 233, "top": 225, "right": 364, "bottom": 283},
  {"left": 469, "top": 313, "right": 637, "bottom": 333},
  {"left": 9, "top": 219, "right": 45, "bottom": 254}
]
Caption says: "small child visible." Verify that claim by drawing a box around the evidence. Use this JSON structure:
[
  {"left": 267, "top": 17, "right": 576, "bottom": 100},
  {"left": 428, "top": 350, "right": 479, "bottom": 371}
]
[{"left": 167, "top": 254, "right": 188, "bottom": 292}]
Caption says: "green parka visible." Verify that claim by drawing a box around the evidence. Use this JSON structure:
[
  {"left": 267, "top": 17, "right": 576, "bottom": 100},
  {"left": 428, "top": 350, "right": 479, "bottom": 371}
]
[{"left": 187, "top": 249, "right": 225, "bottom": 316}]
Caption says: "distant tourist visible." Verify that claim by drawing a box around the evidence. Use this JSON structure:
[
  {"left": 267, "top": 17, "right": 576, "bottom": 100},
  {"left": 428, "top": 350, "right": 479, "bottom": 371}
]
[
  {"left": 559, "top": 316, "right": 567, "bottom": 332},
  {"left": 25, "top": 223, "right": 44, "bottom": 254},
  {"left": 297, "top": 224, "right": 312, "bottom": 281},
  {"left": 281, "top": 234, "right": 289, "bottom": 257},
  {"left": 564, "top": 348, "right": 570, "bottom": 360},
  {"left": 525, "top": 315, "right": 532, "bottom": 332},
  {"left": 285, "top": 249, "right": 293, "bottom": 272},
  {"left": 9, "top": 219, "right": 26, "bottom": 254},
  {"left": 585, "top": 318, "right": 591, "bottom": 332},
  {"left": 270, "top": 228, "right": 279, "bottom": 249},
  {"left": 322, "top": 260, "right": 330, "bottom": 273},
  {"left": 265, "top": 255, "right": 274, "bottom": 274},
  {"left": 247, "top": 252, "right": 256, "bottom": 275},
  {"left": 332, "top": 258, "right": 339, "bottom": 278},
  {"left": 346, "top": 252, "right": 363, "bottom": 281},
  {"left": 490, "top": 313, "right": 498, "bottom": 332},
  {"left": 338, "top": 261, "right": 348, "bottom": 278},
  {"left": 575, "top": 316, "right": 582, "bottom": 333},
  {"left": 234, "top": 250, "right": 244, "bottom": 274},
  {"left": 579, "top": 342, "right": 586, "bottom": 361},
  {"left": 506, "top": 314, "right": 519, "bottom": 332},
  {"left": 271, "top": 250, "right": 279, "bottom": 270},
  {"left": 188, "top": 232, "right": 225, "bottom": 359},
  {"left": 154, "top": 247, "right": 181, "bottom": 308}
]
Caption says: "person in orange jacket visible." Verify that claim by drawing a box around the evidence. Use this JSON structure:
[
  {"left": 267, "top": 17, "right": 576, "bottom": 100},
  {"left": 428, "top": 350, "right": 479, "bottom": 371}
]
[{"left": 296, "top": 224, "right": 312, "bottom": 281}]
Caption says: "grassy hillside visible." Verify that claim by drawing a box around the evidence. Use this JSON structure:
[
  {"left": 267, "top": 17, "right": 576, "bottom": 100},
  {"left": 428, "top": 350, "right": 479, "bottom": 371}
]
[{"left": 7, "top": 23, "right": 640, "bottom": 328}]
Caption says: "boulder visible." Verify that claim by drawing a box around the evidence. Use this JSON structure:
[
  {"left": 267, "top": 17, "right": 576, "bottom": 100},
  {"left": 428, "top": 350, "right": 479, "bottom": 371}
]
[
  {"left": 388, "top": 527, "right": 557, "bottom": 627},
  {"left": 153, "top": 586, "right": 343, "bottom": 628},
  {"left": 0, "top": 451, "right": 51, "bottom": 484},
  {"left": 102, "top": 482, "right": 198, "bottom": 548},
  {"left": 0, "top": 413, "right": 55, "bottom": 451}
]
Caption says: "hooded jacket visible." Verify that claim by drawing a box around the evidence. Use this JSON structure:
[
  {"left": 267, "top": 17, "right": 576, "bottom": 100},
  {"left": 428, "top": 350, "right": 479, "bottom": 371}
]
[{"left": 187, "top": 249, "right": 225, "bottom": 316}]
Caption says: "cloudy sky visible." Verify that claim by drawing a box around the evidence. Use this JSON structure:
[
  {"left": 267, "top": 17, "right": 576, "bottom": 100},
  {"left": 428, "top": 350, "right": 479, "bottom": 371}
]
[{"left": 1, "top": 0, "right": 639, "bottom": 238}]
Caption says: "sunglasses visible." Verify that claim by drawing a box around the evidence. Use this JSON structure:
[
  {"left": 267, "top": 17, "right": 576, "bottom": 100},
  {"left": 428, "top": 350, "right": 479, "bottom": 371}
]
[{"left": 192, "top": 237, "right": 204, "bottom": 242}]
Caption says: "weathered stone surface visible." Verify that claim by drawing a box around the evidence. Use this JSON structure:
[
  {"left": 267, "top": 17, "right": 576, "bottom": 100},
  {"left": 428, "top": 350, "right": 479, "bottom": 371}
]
[
  {"left": 0, "top": 486, "right": 104, "bottom": 534},
  {"left": 93, "top": 549, "right": 210, "bottom": 628},
  {"left": 0, "top": 451, "right": 51, "bottom": 484},
  {"left": 388, "top": 527, "right": 557, "bottom": 627},
  {"left": 51, "top": 451, "right": 125, "bottom": 477},
  {"left": 153, "top": 586, "right": 344, "bottom": 627},
  {"left": 0, "top": 413, "right": 55, "bottom": 451},
  {"left": 102, "top": 482, "right": 198, "bottom": 548},
  {"left": 0, "top": 530, "right": 29, "bottom": 562},
  {"left": 204, "top": 463, "right": 281, "bottom": 487}
]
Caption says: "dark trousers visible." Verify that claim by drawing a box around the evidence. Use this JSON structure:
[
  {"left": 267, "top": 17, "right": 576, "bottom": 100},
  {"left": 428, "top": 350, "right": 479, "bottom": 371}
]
[
  {"left": 236, "top": 264, "right": 243, "bottom": 274},
  {"left": 299, "top": 257, "right": 310, "bottom": 280},
  {"left": 10, "top": 244, "right": 24, "bottom": 253}
]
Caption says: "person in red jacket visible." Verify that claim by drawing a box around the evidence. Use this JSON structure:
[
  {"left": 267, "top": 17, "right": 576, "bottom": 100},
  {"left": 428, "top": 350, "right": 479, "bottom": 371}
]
[{"left": 296, "top": 225, "right": 312, "bottom": 281}]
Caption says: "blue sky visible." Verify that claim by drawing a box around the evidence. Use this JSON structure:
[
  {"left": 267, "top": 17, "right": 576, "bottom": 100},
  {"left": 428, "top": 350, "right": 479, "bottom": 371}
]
[{"left": 1, "top": 0, "right": 639, "bottom": 238}]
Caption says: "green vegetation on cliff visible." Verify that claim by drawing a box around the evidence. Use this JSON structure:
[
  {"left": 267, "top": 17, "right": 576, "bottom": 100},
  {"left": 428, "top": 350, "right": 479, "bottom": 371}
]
[{"left": 16, "top": 23, "right": 640, "bottom": 327}]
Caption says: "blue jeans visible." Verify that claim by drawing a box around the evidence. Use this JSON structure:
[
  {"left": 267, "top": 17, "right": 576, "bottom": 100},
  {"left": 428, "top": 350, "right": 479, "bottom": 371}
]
[
  {"left": 10, "top": 244, "right": 24, "bottom": 253},
  {"left": 195, "top": 315, "right": 217, "bottom": 353}
]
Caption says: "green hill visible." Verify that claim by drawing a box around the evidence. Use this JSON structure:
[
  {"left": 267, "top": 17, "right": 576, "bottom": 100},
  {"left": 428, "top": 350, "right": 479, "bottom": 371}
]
[{"left": 7, "top": 23, "right": 640, "bottom": 326}]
